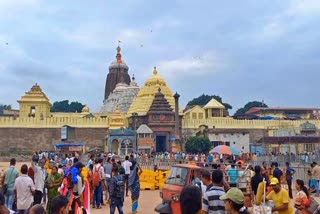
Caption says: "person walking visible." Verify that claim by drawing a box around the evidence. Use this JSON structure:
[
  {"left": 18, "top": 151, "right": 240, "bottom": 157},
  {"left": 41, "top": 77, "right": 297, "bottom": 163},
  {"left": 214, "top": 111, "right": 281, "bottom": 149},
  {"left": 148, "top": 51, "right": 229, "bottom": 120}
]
[
  {"left": 0, "top": 192, "right": 14, "bottom": 214},
  {"left": 45, "top": 166, "right": 62, "bottom": 214},
  {"left": 2, "top": 158, "right": 19, "bottom": 210},
  {"left": 251, "top": 166, "right": 264, "bottom": 197},
  {"left": 31, "top": 159, "right": 46, "bottom": 205},
  {"left": 122, "top": 156, "right": 132, "bottom": 197},
  {"left": 294, "top": 179, "right": 310, "bottom": 214},
  {"left": 109, "top": 165, "right": 124, "bottom": 214},
  {"left": 285, "top": 162, "right": 296, "bottom": 199},
  {"left": 266, "top": 178, "right": 294, "bottom": 214},
  {"left": 273, "top": 162, "right": 283, "bottom": 184},
  {"left": 93, "top": 158, "right": 104, "bottom": 209},
  {"left": 311, "top": 162, "right": 320, "bottom": 197},
  {"left": 128, "top": 164, "right": 143, "bottom": 213},
  {"left": 202, "top": 170, "right": 225, "bottom": 214},
  {"left": 14, "top": 164, "right": 35, "bottom": 214},
  {"left": 180, "top": 185, "right": 202, "bottom": 214},
  {"left": 220, "top": 188, "right": 249, "bottom": 214}
]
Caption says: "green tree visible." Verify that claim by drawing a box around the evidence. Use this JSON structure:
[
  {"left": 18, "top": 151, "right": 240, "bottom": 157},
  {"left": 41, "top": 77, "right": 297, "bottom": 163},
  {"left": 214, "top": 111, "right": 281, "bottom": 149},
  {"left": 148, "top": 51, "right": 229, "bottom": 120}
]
[
  {"left": 69, "top": 101, "right": 85, "bottom": 112},
  {"left": 0, "top": 104, "right": 12, "bottom": 110},
  {"left": 186, "top": 94, "right": 232, "bottom": 115},
  {"left": 0, "top": 104, "right": 12, "bottom": 114},
  {"left": 185, "top": 136, "right": 211, "bottom": 154},
  {"left": 234, "top": 101, "right": 268, "bottom": 116},
  {"left": 51, "top": 100, "right": 84, "bottom": 112}
]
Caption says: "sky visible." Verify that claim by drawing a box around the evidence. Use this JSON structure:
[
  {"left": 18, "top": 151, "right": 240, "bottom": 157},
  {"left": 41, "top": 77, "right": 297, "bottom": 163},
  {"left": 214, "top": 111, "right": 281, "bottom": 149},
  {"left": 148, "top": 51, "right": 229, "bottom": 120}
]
[{"left": 1, "top": 0, "right": 320, "bottom": 114}]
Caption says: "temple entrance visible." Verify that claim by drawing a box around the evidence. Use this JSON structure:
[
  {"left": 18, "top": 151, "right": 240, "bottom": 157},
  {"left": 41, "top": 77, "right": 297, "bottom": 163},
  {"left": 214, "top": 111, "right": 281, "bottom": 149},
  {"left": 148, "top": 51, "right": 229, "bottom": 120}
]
[
  {"left": 111, "top": 139, "right": 119, "bottom": 154},
  {"left": 156, "top": 136, "right": 166, "bottom": 152},
  {"left": 120, "top": 139, "right": 133, "bottom": 155}
]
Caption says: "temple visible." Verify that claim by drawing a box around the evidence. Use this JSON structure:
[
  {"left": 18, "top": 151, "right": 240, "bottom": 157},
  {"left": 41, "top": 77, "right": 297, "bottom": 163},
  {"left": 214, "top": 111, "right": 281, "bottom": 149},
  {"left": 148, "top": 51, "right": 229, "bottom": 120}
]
[
  {"left": 104, "top": 46, "right": 131, "bottom": 100},
  {"left": 101, "top": 75, "right": 139, "bottom": 114},
  {"left": 17, "top": 83, "right": 51, "bottom": 118},
  {"left": 127, "top": 67, "right": 176, "bottom": 116},
  {"left": 2, "top": 45, "right": 320, "bottom": 155}
]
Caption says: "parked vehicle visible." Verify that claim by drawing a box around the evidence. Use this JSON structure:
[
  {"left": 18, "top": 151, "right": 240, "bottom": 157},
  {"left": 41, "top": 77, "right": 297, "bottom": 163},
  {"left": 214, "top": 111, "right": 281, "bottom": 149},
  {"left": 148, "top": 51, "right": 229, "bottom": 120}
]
[{"left": 154, "top": 164, "right": 202, "bottom": 214}]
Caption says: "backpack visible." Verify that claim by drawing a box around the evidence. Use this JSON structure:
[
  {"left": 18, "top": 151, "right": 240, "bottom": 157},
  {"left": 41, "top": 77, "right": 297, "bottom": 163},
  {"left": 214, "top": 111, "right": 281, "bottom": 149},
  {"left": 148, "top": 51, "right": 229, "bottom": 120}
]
[
  {"left": 119, "top": 166, "right": 125, "bottom": 175},
  {"left": 113, "top": 175, "right": 125, "bottom": 199},
  {"left": 92, "top": 165, "right": 101, "bottom": 187}
]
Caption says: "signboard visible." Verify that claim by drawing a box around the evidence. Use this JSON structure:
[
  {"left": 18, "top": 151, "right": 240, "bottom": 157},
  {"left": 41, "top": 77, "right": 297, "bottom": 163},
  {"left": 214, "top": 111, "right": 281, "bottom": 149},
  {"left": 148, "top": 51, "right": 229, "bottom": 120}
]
[
  {"left": 61, "top": 126, "right": 68, "bottom": 140},
  {"left": 69, "top": 146, "right": 82, "bottom": 152}
]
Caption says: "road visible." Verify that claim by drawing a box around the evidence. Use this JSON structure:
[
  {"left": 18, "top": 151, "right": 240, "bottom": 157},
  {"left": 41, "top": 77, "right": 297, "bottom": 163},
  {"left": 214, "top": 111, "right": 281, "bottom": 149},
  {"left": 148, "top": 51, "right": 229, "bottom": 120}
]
[{"left": 91, "top": 190, "right": 161, "bottom": 214}]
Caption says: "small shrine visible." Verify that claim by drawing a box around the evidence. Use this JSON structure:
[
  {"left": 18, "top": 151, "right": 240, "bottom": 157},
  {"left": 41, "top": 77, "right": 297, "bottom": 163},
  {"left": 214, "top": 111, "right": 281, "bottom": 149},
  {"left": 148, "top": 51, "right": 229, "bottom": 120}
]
[{"left": 17, "top": 83, "right": 51, "bottom": 118}]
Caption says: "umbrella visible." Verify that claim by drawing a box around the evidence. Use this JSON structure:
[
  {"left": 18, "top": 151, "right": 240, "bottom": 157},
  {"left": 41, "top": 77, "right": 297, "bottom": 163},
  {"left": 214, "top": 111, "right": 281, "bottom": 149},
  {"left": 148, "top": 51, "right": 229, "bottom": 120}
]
[{"left": 210, "top": 145, "right": 239, "bottom": 155}]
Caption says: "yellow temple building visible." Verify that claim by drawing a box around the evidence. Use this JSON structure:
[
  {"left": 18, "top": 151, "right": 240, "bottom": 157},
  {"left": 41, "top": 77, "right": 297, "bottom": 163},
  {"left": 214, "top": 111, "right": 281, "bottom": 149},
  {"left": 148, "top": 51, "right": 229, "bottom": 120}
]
[
  {"left": 127, "top": 67, "right": 176, "bottom": 116},
  {"left": 2, "top": 46, "right": 320, "bottom": 154},
  {"left": 17, "top": 83, "right": 51, "bottom": 118}
]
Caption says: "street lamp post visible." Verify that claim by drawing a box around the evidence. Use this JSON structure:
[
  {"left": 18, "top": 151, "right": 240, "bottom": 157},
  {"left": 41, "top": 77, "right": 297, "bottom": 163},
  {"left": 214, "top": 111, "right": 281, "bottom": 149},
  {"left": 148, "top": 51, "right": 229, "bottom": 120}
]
[{"left": 132, "top": 112, "right": 138, "bottom": 152}]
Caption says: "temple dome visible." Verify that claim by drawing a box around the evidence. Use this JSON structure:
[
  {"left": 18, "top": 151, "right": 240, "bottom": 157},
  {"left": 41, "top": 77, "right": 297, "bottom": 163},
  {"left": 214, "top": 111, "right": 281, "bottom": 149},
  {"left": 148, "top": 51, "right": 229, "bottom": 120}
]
[
  {"left": 114, "top": 82, "right": 129, "bottom": 91},
  {"left": 108, "top": 46, "right": 129, "bottom": 70},
  {"left": 129, "top": 75, "right": 139, "bottom": 88},
  {"left": 101, "top": 75, "right": 139, "bottom": 114},
  {"left": 81, "top": 105, "right": 90, "bottom": 113},
  {"left": 127, "top": 67, "right": 175, "bottom": 116}
]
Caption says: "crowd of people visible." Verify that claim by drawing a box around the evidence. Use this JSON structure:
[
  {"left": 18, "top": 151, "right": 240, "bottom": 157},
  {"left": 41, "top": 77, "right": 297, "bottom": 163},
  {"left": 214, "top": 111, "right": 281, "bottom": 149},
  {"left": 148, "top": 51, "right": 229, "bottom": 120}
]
[
  {"left": 178, "top": 160, "right": 320, "bottom": 214},
  {"left": 0, "top": 151, "right": 142, "bottom": 214}
]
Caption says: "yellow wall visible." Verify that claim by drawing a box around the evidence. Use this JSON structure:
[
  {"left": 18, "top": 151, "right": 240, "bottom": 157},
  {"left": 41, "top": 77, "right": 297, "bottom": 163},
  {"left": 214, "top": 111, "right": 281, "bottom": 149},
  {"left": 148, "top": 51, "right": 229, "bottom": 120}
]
[
  {"left": 19, "top": 102, "right": 51, "bottom": 118},
  {"left": 184, "top": 106, "right": 205, "bottom": 120},
  {"left": 182, "top": 118, "right": 320, "bottom": 129},
  {"left": 0, "top": 117, "right": 110, "bottom": 128}
]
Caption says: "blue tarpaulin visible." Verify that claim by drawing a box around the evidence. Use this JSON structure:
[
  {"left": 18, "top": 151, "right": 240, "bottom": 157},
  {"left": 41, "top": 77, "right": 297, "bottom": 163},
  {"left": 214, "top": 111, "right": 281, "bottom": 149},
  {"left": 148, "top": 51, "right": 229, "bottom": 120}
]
[
  {"left": 260, "top": 115, "right": 274, "bottom": 120},
  {"left": 54, "top": 142, "right": 84, "bottom": 148}
]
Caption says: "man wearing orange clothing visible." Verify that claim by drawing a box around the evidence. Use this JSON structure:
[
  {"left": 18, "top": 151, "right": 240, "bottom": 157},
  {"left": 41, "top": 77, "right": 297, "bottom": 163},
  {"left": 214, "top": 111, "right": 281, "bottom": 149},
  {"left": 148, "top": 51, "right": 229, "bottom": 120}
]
[{"left": 266, "top": 178, "right": 294, "bottom": 214}]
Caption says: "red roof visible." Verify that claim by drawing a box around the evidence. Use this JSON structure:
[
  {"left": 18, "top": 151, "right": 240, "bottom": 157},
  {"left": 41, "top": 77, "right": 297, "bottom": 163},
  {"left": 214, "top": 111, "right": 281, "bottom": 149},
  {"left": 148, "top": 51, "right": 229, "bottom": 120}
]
[{"left": 245, "top": 107, "right": 320, "bottom": 115}]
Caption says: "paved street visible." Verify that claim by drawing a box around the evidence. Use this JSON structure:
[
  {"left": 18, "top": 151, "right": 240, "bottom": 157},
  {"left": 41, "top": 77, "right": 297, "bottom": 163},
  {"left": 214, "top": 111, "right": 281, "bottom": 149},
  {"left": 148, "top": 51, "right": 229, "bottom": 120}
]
[{"left": 91, "top": 190, "right": 161, "bottom": 214}]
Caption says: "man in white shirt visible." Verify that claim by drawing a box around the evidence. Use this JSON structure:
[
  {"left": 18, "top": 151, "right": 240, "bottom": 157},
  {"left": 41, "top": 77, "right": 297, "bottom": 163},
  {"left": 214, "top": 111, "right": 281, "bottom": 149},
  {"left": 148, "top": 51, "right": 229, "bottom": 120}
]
[
  {"left": 122, "top": 156, "right": 132, "bottom": 197},
  {"left": 14, "top": 164, "right": 35, "bottom": 214},
  {"left": 31, "top": 159, "right": 46, "bottom": 205}
]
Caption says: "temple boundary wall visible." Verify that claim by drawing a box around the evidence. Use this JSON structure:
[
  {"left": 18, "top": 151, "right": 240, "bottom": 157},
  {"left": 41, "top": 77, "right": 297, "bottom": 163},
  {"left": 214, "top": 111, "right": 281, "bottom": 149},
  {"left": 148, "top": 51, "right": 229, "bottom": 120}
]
[
  {"left": 1, "top": 117, "right": 320, "bottom": 129},
  {"left": 182, "top": 118, "right": 320, "bottom": 129},
  {"left": 0, "top": 117, "right": 109, "bottom": 128}
]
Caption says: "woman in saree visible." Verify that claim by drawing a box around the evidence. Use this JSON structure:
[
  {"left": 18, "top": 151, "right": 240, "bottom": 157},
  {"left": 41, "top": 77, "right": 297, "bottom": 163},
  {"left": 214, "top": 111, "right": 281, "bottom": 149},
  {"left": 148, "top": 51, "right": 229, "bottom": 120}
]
[
  {"left": 128, "top": 164, "right": 143, "bottom": 214},
  {"left": 295, "top": 179, "right": 310, "bottom": 214},
  {"left": 46, "top": 165, "right": 62, "bottom": 214}
]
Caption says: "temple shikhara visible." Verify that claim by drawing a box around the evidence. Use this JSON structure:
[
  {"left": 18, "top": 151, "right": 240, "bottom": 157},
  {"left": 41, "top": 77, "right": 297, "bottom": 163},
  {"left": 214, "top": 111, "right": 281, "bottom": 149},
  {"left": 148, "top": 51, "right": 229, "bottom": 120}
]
[{"left": 2, "top": 45, "right": 320, "bottom": 155}]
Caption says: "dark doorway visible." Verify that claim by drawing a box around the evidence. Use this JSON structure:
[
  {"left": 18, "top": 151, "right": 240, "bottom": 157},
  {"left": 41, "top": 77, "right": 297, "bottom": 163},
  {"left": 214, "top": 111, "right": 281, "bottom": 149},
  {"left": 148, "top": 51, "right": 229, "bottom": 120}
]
[{"left": 156, "top": 136, "right": 166, "bottom": 152}]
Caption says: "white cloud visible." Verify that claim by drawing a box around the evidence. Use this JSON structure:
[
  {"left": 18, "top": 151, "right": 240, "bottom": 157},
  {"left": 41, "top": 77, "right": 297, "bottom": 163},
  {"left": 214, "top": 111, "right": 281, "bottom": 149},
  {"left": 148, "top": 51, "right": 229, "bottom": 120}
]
[
  {"left": 155, "top": 52, "right": 225, "bottom": 80},
  {"left": 257, "top": 0, "right": 320, "bottom": 41},
  {"left": 261, "top": 21, "right": 286, "bottom": 38},
  {"left": 0, "top": 0, "right": 40, "bottom": 19},
  {"left": 286, "top": 0, "right": 320, "bottom": 16},
  {"left": 117, "top": 29, "right": 147, "bottom": 47},
  {"left": 53, "top": 24, "right": 111, "bottom": 50}
]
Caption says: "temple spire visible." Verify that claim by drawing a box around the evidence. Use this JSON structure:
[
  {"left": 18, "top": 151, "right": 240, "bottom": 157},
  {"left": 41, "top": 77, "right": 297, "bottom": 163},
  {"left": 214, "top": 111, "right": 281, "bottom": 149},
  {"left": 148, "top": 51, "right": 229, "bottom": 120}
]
[
  {"left": 153, "top": 66, "right": 157, "bottom": 75},
  {"left": 116, "top": 45, "right": 122, "bottom": 63}
]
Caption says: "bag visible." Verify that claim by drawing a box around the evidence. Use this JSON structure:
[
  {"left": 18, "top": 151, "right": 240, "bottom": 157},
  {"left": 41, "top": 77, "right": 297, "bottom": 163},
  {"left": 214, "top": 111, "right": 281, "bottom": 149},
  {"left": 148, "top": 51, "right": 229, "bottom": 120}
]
[
  {"left": 2, "top": 184, "right": 8, "bottom": 194},
  {"left": 119, "top": 166, "right": 125, "bottom": 175},
  {"left": 307, "top": 197, "right": 319, "bottom": 214},
  {"left": 253, "top": 205, "right": 272, "bottom": 214},
  {"left": 92, "top": 165, "right": 101, "bottom": 187},
  {"left": 113, "top": 175, "right": 125, "bottom": 199}
]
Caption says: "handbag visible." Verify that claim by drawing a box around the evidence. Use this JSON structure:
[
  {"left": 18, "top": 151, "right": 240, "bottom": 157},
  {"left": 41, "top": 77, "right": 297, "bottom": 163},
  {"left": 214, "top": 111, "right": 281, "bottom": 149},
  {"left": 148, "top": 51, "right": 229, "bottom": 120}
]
[
  {"left": 2, "top": 184, "right": 8, "bottom": 194},
  {"left": 307, "top": 197, "right": 319, "bottom": 214}
]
